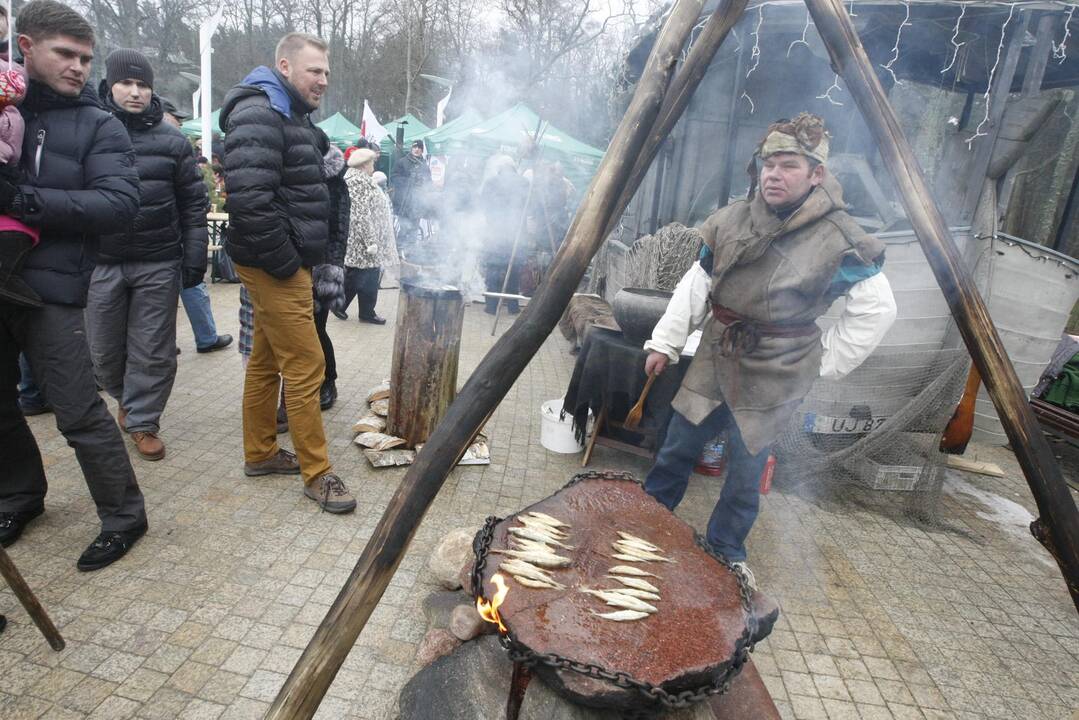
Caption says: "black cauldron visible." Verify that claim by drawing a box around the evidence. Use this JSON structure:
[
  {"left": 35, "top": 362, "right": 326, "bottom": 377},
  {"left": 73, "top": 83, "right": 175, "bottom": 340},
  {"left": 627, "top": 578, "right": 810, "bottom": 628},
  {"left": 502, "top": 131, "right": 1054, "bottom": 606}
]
[{"left": 611, "top": 287, "right": 673, "bottom": 344}]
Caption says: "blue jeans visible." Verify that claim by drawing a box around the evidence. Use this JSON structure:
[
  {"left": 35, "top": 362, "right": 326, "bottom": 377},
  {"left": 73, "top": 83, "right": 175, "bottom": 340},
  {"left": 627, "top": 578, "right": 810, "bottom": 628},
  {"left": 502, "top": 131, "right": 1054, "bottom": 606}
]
[
  {"left": 180, "top": 282, "right": 218, "bottom": 348},
  {"left": 17, "top": 353, "right": 46, "bottom": 408},
  {"left": 645, "top": 404, "right": 770, "bottom": 562}
]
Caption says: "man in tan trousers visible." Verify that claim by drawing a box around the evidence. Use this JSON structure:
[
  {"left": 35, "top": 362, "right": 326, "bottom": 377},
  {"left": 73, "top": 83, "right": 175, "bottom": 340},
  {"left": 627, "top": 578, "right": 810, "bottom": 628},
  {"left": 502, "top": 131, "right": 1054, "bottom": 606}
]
[{"left": 219, "top": 33, "right": 355, "bottom": 513}]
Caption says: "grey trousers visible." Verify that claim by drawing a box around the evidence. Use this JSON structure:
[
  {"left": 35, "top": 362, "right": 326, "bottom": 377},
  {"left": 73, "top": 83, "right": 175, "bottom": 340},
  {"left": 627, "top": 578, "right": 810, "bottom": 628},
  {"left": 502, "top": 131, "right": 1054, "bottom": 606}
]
[
  {"left": 0, "top": 302, "right": 146, "bottom": 532},
  {"left": 87, "top": 260, "right": 180, "bottom": 434}
]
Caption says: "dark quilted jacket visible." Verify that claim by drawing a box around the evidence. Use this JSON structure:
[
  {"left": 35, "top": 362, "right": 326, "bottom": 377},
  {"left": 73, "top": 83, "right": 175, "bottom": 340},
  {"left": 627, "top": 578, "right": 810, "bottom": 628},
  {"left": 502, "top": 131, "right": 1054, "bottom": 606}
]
[
  {"left": 219, "top": 67, "right": 328, "bottom": 278},
  {"left": 17, "top": 81, "right": 139, "bottom": 306},
  {"left": 97, "top": 87, "right": 209, "bottom": 270}
]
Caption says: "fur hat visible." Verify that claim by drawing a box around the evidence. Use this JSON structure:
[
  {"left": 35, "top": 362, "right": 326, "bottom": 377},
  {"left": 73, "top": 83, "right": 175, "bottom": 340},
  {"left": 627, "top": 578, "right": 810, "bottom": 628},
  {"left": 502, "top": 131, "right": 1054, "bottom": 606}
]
[{"left": 756, "top": 112, "right": 830, "bottom": 164}]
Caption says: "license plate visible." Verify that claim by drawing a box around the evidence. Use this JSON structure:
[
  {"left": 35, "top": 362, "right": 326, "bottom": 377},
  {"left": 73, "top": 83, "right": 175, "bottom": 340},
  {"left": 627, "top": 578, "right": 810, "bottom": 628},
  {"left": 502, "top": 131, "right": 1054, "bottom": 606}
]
[{"left": 803, "top": 413, "right": 888, "bottom": 435}]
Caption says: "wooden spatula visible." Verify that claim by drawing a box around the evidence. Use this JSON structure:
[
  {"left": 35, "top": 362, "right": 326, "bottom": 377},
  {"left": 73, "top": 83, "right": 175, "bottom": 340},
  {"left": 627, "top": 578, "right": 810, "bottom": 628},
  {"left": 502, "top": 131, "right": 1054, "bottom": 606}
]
[{"left": 623, "top": 373, "right": 658, "bottom": 431}]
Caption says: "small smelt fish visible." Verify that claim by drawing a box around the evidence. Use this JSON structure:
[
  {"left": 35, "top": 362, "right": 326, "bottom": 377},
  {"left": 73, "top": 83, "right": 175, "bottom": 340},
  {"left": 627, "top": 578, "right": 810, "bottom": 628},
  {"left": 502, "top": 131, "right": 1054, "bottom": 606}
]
[
  {"left": 611, "top": 543, "right": 673, "bottom": 563},
  {"left": 527, "top": 511, "right": 570, "bottom": 528},
  {"left": 498, "top": 549, "right": 572, "bottom": 568},
  {"left": 498, "top": 559, "right": 563, "bottom": 587},
  {"left": 612, "top": 553, "right": 650, "bottom": 563},
  {"left": 518, "top": 517, "right": 568, "bottom": 538},
  {"left": 580, "top": 588, "right": 657, "bottom": 613},
  {"left": 608, "top": 565, "right": 660, "bottom": 578},
  {"left": 512, "top": 575, "right": 561, "bottom": 589},
  {"left": 617, "top": 532, "right": 661, "bottom": 552},
  {"left": 602, "top": 587, "right": 660, "bottom": 601},
  {"left": 509, "top": 526, "right": 574, "bottom": 549},
  {"left": 608, "top": 575, "right": 660, "bottom": 593},
  {"left": 591, "top": 609, "right": 649, "bottom": 622}
]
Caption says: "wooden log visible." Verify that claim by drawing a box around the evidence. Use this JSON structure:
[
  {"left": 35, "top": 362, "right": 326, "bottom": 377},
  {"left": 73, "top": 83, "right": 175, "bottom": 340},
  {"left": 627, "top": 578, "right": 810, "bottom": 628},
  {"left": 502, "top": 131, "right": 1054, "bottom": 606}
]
[
  {"left": 0, "top": 546, "right": 64, "bottom": 651},
  {"left": 386, "top": 282, "right": 464, "bottom": 448},
  {"left": 805, "top": 0, "right": 1079, "bottom": 613},
  {"left": 264, "top": 2, "right": 728, "bottom": 717}
]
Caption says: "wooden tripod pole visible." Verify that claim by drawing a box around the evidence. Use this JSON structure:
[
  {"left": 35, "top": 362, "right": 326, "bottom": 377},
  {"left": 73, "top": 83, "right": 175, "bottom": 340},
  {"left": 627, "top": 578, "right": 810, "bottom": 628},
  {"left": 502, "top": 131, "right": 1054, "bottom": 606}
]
[
  {"left": 264, "top": 1, "right": 727, "bottom": 717},
  {"left": 805, "top": 0, "right": 1079, "bottom": 612},
  {"left": 0, "top": 545, "right": 64, "bottom": 651}
]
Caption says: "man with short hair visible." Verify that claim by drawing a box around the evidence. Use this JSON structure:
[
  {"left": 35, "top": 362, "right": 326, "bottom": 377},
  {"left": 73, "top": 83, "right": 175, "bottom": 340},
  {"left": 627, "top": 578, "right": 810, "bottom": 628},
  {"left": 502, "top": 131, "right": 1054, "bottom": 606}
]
[
  {"left": 220, "top": 32, "right": 355, "bottom": 513},
  {"left": 161, "top": 96, "right": 235, "bottom": 356},
  {"left": 86, "top": 49, "right": 210, "bottom": 461},
  {"left": 642, "top": 114, "right": 897, "bottom": 587},
  {"left": 390, "top": 139, "right": 431, "bottom": 260},
  {"left": 0, "top": 0, "right": 148, "bottom": 570}
]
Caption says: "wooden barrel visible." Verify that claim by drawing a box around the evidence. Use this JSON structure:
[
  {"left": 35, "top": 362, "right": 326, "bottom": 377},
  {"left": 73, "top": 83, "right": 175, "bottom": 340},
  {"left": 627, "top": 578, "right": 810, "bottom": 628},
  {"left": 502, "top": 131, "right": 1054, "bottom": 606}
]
[{"left": 387, "top": 281, "right": 465, "bottom": 447}]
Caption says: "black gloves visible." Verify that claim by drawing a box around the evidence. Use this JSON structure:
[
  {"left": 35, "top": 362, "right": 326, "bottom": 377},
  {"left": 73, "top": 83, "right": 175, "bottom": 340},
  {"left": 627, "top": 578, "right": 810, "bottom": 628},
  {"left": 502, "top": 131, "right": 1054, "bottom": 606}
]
[
  {"left": 182, "top": 266, "right": 205, "bottom": 289},
  {"left": 0, "top": 167, "right": 18, "bottom": 214}
]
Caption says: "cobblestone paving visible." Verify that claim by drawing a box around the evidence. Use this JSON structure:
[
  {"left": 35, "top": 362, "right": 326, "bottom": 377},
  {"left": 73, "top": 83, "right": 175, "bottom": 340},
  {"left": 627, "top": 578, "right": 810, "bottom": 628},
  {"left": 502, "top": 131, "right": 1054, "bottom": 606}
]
[{"left": 1, "top": 282, "right": 1077, "bottom": 720}]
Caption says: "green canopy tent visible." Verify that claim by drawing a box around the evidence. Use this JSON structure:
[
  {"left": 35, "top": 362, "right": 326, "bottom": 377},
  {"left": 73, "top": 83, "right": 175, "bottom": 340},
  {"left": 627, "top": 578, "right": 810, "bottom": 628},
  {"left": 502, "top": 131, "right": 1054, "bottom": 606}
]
[
  {"left": 423, "top": 103, "right": 605, "bottom": 193},
  {"left": 317, "top": 112, "right": 363, "bottom": 148},
  {"left": 379, "top": 113, "right": 433, "bottom": 157},
  {"left": 416, "top": 109, "right": 484, "bottom": 151},
  {"left": 180, "top": 109, "right": 221, "bottom": 139}
]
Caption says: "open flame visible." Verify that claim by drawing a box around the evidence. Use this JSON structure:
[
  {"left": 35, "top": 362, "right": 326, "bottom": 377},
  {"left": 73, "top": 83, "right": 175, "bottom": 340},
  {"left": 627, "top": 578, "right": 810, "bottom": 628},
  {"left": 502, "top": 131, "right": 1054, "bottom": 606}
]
[{"left": 476, "top": 573, "right": 510, "bottom": 634}]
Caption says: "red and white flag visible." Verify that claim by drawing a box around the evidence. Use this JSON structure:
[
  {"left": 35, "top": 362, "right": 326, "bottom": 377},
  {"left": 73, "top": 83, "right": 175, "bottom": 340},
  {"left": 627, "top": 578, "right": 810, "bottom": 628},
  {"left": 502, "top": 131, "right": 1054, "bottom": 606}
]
[{"left": 361, "top": 100, "right": 388, "bottom": 143}]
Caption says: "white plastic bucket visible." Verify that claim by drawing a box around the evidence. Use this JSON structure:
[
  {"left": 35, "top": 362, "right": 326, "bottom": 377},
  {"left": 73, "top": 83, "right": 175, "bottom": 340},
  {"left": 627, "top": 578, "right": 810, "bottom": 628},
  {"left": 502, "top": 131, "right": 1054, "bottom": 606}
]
[{"left": 540, "top": 399, "right": 585, "bottom": 454}]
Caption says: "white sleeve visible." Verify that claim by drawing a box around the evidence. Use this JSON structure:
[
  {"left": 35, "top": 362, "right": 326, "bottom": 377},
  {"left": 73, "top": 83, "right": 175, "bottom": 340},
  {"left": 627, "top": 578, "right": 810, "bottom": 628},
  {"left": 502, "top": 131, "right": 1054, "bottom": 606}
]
[
  {"left": 643, "top": 263, "right": 711, "bottom": 364},
  {"left": 820, "top": 271, "right": 897, "bottom": 379}
]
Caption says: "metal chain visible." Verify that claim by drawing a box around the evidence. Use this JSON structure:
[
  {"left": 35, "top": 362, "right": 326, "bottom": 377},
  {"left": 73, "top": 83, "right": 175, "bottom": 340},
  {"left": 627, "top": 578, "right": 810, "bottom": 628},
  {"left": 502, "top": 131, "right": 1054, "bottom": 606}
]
[{"left": 473, "top": 470, "right": 760, "bottom": 710}]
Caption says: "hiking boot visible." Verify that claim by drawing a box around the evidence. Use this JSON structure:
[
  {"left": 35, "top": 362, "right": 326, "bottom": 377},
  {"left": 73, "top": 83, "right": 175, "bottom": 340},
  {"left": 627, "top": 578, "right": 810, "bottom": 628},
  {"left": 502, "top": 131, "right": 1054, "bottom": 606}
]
[
  {"left": 244, "top": 448, "right": 300, "bottom": 477},
  {"left": 319, "top": 380, "right": 337, "bottom": 411},
  {"left": 76, "top": 521, "right": 147, "bottom": 571},
  {"left": 131, "top": 431, "right": 165, "bottom": 461},
  {"left": 0, "top": 506, "right": 44, "bottom": 547},
  {"left": 730, "top": 561, "right": 758, "bottom": 592},
  {"left": 117, "top": 407, "right": 127, "bottom": 432},
  {"left": 304, "top": 473, "right": 356, "bottom": 514},
  {"left": 197, "top": 334, "right": 233, "bottom": 353}
]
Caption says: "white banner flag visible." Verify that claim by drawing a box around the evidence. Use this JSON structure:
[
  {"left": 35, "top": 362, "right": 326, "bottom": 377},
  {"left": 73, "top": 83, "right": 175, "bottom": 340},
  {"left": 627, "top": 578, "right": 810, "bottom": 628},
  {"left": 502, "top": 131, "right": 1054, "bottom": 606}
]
[
  {"left": 361, "top": 100, "right": 389, "bottom": 143},
  {"left": 436, "top": 88, "right": 453, "bottom": 128}
]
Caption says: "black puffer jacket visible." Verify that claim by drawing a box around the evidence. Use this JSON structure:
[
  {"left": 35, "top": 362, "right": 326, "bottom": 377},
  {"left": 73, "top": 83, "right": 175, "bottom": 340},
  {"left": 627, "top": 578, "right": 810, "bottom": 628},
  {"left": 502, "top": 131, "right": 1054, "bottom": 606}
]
[
  {"left": 219, "top": 66, "right": 328, "bottom": 278},
  {"left": 97, "top": 87, "right": 209, "bottom": 275},
  {"left": 17, "top": 81, "right": 139, "bottom": 306}
]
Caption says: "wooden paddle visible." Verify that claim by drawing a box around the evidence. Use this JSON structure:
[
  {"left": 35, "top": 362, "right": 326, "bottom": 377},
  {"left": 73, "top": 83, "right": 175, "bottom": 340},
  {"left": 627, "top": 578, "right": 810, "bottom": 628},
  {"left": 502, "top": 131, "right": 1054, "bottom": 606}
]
[
  {"left": 624, "top": 373, "right": 658, "bottom": 431},
  {"left": 940, "top": 365, "right": 981, "bottom": 455}
]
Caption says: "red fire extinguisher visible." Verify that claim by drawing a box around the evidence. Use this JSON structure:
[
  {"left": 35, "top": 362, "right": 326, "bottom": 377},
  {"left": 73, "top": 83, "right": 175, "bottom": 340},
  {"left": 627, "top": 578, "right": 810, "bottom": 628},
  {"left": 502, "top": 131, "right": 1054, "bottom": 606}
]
[{"left": 759, "top": 454, "right": 776, "bottom": 495}]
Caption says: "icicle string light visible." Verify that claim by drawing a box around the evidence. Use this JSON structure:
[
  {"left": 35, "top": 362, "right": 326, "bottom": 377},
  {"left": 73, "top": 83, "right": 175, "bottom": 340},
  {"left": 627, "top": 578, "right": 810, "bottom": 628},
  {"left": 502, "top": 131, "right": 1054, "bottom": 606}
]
[
  {"left": 941, "top": 3, "right": 967, "bottom": 74},
  {"left": 968, "top": 1, "right": 1016, "bottom": 149},
  {"left": 817, "top": 74, "right": 844, "bottom": 106},
  {"left": 880, "top": 1, "right": 912, "bottom": 85},
  {"left": 788, "top": 10, "right": 813, "bottom": 57},
  {"left": 741, "top": 91, "right": 756, "bottom": 114},
  {"left": 1053, "top": 4, "right": 1074, "bottom": 64}
]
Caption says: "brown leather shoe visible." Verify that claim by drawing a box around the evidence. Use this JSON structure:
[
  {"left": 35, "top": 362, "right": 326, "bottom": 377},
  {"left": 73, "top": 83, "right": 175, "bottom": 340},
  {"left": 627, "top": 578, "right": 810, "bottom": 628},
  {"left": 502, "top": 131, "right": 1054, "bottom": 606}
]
[
  {"left": 244, "top": 448, "right": 301, "bottom": 477},
  {"left": 117, "top": 407, "right": 127, "bottom": 432},
  {"left": 131, "top": 431, "right": 165, "bottom": 461}
]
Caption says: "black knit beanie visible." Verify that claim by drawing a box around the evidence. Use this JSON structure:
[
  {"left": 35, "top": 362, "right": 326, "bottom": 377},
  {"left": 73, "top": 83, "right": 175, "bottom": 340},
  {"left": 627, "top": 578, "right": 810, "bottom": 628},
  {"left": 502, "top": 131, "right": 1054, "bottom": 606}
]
[{"left": 106, "top": 48, "right": 154, "bottom": 89}]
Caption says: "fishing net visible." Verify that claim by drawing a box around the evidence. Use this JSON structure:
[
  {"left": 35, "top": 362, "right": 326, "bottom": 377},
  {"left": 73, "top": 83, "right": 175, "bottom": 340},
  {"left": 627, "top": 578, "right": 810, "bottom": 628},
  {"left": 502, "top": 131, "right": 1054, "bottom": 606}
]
[{"left": 623, "top": 222, "right": 704, "bottom": 291}]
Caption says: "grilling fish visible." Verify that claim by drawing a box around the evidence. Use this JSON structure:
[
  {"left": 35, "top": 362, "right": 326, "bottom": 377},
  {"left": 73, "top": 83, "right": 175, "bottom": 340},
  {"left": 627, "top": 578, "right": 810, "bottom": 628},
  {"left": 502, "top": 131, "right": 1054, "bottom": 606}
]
[
  {"left": 580, "top": 589, "right": 657, "bottom": 613},
  {"left": 518, "top": 517, "right": 569, "bottom": 538},
  {"left": 496, "top": 549, "right": 572, "bottom": 568},
  {"left": 601, "top": 587, "right": 660, "bottom": 601},
  {"left": 611, "top": 543, "right": 673, "bottom": 563},
  {"left": 607, "top": 575, "right": 660, "bottom": 593},
  {"left": 591, "top": 609, "right": 650, "bottom": 621},
  {"left": 608, "top": 565, "right": 660, "bottom": 578},
  {"left": 527, "top": 511, "right": 569, "bottom": 528},
  {"left": 616, "top": 532, "right": 662, "bottom": 552},
  {"left": 512, "top": 575, "right": 562, "bottom": 590},
  {"left": 612, "top": 553, "right": 653, "bottom": 563},
  {"left": 509, "top": 526, "right": 574, "bottom": 549},
  {"left": 499, "top": 559, "right": 564, "bottom": 587}
]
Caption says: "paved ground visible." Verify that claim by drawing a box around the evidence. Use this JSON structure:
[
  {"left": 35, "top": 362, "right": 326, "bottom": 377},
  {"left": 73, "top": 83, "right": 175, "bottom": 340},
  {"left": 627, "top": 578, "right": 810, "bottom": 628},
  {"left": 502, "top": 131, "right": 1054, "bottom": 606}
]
[{"left": 0, "top": 282, "right": 1077, "bottom": 720}]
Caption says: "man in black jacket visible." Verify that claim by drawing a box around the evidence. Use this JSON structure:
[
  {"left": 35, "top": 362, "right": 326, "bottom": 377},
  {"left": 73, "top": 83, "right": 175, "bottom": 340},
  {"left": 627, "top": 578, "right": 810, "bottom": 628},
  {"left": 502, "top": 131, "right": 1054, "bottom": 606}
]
[
  {"left": 390, "top": 139, "right": 431, "bottom": 260},
  {"left": 221, "top": 32, "right": 355, "bottom": 514},
  {"left": 87, "top": 49, "right": 210, "bottom": 462},
  {"left": 0, "top": 0, "right": 148, "bottom": 570}
]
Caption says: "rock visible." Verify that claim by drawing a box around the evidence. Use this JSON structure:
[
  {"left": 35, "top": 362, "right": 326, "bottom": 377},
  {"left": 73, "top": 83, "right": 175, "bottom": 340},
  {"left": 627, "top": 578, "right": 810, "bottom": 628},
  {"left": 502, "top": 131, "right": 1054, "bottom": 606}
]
[
  {"left": 399, "top": 636, "right": 719, "bottom": 720},
  {"left": 427, "top": 528, "right": 477, "bottom": 590},
  {"left": 449, "top": 604, "right": 487, "bottom": 641},
  {"left": 422, "top": 590, "right": 470, "bottom": 631},
  {"left": 415, "top": 628, "right": 461, "bottom": 666}
]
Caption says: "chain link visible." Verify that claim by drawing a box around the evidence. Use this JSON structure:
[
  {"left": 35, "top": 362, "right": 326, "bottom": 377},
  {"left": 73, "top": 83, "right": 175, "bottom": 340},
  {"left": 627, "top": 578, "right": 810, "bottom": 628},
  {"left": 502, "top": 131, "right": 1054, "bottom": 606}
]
[{"left": 472, "top": 470, "right": 760, "bottom": 710}]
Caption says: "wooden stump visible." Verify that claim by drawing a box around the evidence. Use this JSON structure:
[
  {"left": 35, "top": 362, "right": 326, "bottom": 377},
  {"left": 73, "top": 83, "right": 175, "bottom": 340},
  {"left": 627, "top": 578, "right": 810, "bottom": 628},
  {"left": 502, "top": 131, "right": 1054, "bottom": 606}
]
[{"left": 388, "top": 282, "right": 464, "bottom": 447}]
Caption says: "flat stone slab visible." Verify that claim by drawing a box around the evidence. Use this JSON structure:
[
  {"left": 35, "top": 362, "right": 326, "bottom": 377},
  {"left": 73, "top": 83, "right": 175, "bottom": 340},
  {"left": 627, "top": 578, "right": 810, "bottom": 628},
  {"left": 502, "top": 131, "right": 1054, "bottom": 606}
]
[{"left": 473, "top": 473, "right": 776, "bottom": 710}]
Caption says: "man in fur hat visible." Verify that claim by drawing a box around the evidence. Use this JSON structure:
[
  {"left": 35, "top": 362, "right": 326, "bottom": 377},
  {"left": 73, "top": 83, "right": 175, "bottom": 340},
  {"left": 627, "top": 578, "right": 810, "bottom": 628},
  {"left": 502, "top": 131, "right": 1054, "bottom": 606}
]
[{"left": 642, "top": 113, "right": 898, "bottom": 587}]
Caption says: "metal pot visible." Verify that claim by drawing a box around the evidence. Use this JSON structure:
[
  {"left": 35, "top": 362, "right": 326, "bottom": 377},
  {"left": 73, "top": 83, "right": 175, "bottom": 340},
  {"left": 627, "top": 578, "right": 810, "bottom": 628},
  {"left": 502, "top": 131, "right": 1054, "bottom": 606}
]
[{"left": 612, "top": 287, "right": 673, "bottom": 344}]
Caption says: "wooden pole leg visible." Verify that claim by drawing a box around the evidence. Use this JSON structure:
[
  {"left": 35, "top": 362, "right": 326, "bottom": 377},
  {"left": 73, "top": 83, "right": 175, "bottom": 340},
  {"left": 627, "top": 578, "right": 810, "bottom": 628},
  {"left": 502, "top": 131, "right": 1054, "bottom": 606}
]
[
  {"left": 0, "top": 545, "right": 64, "bottom": 651},
  {"left": 582, "top": 403, "right": 608, "bottom": 467}
]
